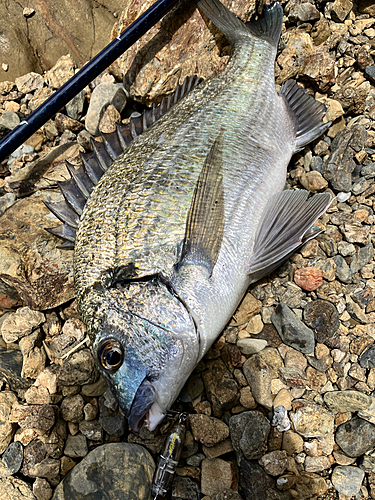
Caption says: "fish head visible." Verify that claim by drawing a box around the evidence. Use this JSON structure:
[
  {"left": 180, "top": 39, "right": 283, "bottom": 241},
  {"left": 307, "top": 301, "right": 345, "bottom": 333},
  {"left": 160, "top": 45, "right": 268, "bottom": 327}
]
[{"left": 92, "top": 279, "right": 200, "bottom": 431}]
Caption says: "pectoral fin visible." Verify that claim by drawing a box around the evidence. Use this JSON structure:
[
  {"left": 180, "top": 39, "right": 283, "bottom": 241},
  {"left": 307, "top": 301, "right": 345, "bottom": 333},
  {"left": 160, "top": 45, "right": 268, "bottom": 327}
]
[
  {"left": 177, "top": 130, "right": 225, "bottom": 276},
  {"left": 247, "top": 190, "right": 332, "bottom": 281}
]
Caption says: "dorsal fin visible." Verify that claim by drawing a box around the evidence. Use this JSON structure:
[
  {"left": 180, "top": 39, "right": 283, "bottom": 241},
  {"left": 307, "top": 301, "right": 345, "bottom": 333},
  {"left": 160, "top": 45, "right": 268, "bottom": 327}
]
[
  {"left": 45, "top": 75, "right": 203, "bottom": 249},
  {"left": 280, "top": 79, "right": 331, "bottom": 152}
]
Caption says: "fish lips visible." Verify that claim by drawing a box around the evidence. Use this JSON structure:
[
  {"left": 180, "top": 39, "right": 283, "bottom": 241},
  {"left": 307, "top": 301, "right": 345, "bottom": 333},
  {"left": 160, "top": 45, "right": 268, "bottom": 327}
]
[{"left": 128, "top": 379, "right": 157, "bottom": 430}]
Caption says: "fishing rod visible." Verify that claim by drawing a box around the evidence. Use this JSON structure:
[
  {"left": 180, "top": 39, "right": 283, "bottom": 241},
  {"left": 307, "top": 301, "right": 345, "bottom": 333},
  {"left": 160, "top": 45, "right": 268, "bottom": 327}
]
[{"left": 0, "top": 0, "right": 183, "bottom": 164}]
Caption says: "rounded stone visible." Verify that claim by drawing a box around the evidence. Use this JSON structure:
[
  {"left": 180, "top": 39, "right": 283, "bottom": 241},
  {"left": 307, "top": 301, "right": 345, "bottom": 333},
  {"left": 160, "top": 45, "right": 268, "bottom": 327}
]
[
  {"left": 52, "top": 443, "right": 154, "bottom": 499},
  {"left": 324, "top": 390, "right": 372, "bottom": 413},
  {"left": 335, "top": 417, "right": 375, "bottom": 457},
  {"left": 258, "top": 450, "right": 288, "bottom": 476},
  {"left": 236, "top": 338, "right": 267, "bottom": 355},
  {"left": 2, "top": 441, "right": 23, "bottom": 475},
  {"left": 331, "top": 466, "right": 365, "bottom": 496},
  {"left": 294, "top": 267, "right": 323, "bottom": 291},
  {"left": 303, "top": 300, "right": 340, "bottom": 343}
]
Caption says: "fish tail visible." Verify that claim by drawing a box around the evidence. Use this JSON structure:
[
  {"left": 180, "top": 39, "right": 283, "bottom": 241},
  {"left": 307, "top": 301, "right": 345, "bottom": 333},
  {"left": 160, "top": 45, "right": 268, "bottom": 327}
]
[{"left": 195, "top": 0, "right": 283, "bottom": 47}]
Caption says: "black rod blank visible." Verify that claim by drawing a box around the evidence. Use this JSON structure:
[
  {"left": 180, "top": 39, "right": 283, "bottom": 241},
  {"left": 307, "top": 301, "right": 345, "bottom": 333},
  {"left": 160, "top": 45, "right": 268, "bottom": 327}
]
[{"left": 0, "top": 0, "right": 182, "bottom": 164}]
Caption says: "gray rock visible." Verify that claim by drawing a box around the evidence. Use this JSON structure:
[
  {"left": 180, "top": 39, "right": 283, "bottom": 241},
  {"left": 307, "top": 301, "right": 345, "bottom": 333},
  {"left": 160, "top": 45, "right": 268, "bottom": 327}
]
[
  {"left": 98, "top": 389, "right": 126, "bottom": 438},
  {"left": 0, "top": 112, "right": 20, "bottom": 138},
  {"left": 359, "top": 346, "right": 375, "bottom": 369},
  {"left": 229, "top": 411, "right": 270, "bottom": 460},
  {"left": 350, "top": 243, "right": 374, "bottom": 274},
  {"left": 271, "top": 303, "right": 315, "bottom": 354},
  {"left": 272, "top": 406, "right": 290, "bottom": 432},
  {"left": 57, "top": 349, "right": 98, "bottom": 387},
  {"left": 63, "top": 434, "right": 88, "bottom": 459},
  {"left": 337, "top": 241, "right": 356, "bottom": 257},
  {"left": 366, "top": 66, "right": 375, "bottom": 84},
  {"left": 85, "top": 83, "right": 127, "bottom": 136},
  {"left": 15, "top": 72, "right": 44, "bottom": 93},
  {"left": 361, "top": 162, "right": 375, "bottom": 178},
  {"left": 336, "top": 417, "right": 375, "bottom": 457},
  {"left": 60, "top": 395, "right": 85, "bottom": 423},
  {"left": 331, "top": 465, "right": 364, "bottom": 496},
  {"left": 65, "top": 90, "right": 85, "bottom": 121},
  {"left": 333, "top": 255, "right": 352, "bottom": 283},
  {"left": 78, "top": 420, "right": 103, "bottom": 441},
  {"left": 352, "top": 177, "right": 370, "bottom": 195},
  {"left": 303, "top": 300, "right": 339, "bottom": 344},
  {"left": 324, "top": 390, "right": 374, "bottom": 414},
  {"left": 296, "top": 2, "right": 320, "bottom": 21},
  {"left": 1, "top": 442, "right": 23, "bottom": 476},
  {"left": 0, "top": 344, "right": 32, "bottom": 392},
  {"left": 322, "top": 125, "right": 368, "bottom": 192},
  {"left": 239, "top": 459, "right": 292, "bottom": 500},
  {"left": 52, "top": 443, "right": 154, "bottom": 500}
]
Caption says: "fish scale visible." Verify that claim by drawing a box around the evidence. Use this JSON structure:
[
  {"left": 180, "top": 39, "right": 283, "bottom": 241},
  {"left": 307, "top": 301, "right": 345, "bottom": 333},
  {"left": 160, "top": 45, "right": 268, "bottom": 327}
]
[{"left": 61, "top": 0, "right": 333, "bottom": 430}]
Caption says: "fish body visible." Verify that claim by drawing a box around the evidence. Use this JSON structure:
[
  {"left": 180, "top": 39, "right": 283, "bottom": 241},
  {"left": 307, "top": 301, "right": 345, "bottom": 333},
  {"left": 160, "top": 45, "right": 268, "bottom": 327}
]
[{"left": 72, "top": 0, "right": 331, "bottom": 430}]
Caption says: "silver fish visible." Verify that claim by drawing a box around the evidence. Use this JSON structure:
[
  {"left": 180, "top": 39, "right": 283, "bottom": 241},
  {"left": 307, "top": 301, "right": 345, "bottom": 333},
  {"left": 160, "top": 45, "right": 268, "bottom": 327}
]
[{"left": 49, "top": 0, "right": 332, "bottom": 430}]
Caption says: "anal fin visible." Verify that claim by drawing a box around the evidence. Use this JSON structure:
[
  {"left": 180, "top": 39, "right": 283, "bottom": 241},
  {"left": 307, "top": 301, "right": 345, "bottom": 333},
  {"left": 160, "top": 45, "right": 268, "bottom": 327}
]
[
  {"left": 247, "top": 190, "right": 332, "bottom": 281},
  {"left": 280, "top": 80, "right": 331, "bottom": 152},
  {"left": 177, "top": 130, "right": 225, "bottom": 276}
]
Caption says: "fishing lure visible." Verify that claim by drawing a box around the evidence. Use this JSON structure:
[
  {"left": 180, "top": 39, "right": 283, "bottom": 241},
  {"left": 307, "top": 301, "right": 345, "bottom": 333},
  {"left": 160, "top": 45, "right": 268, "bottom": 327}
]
[{"left": 152, "top": 413, "right": 188, "bottom": 499}]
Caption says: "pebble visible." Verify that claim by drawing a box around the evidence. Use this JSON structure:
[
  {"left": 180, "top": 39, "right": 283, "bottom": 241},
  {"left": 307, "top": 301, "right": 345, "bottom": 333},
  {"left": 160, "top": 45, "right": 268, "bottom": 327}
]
[
  {"left": 303, "top": 300, "right": 340, "bottom": 344},
  {"left": 52, "top": 443, "right": 154, "bottom": 499},
  {"left": 271, "top": 303, "right": 315, "bottom": 354},
  {"left": 172, "top": 476, "right": 201, "bottom": 500},
  {"left": 258, "top": 450, "right": 288, "bottom": 476},
  {"left": 335, "top": 417, "right": 375, "bottom": 457},
  {"left": 324, "top": 390, "right": 373, "bottom": 413},
  {"left": 45, "top": 55, "right": 75, "bottom": 89},
  {"left": 211, "top": 490, "right": 242, "bottom": 500},
  {"left": 239, "top": 459, "right": 287, "bottom": 500},
  {"left": 10, "top": 404, "right": 55, "bottom": 432},
  {"left": 273, "top": 389, "right": 292, "bottom": 410},
  {"left": 189, "top": 414, "right": 229, "bottom": 447},
  {"left": 0, "top": 193, "right": 16, "bottom": 217},
  {"left": 85, "top": 83, "right": 127, "bottom": 136},
  {"left": 233, "top": 293, "right": 262, "bottom": 324},
  {"left": 282, "top": 430, "right": 304, "bottom": 455},
  {"left": 60, "top": 395, "right": 85, "bottom": 423},
  {"left": 98, "top": 389, "right": 126, "bottom": 438},
  {"left": 57, "top": 349, "right": 98, "bottom": 387},
  {"left": 63, "top": 434, "right": 88, "bottom": 459},
  {"left": 359, "top": 346, "right": 375, "bottom": 369},
  {"left": 0, "top": 476, "right": 36, "bottom": 499},
  {"left": 294, "top": 267, "right": 323, "bottom": 291},
  {"left": 333, "top": 255, "right": 352, "bottom": 283},
  {"left": 304, "top": 455, "right": 330, "bottom": 472},
  {"left": 201, "top": 458, "right": 236, "bottom": 497},
  {"left": 237, "top": 338, "right": 267, "bottom": 355},
  {"left": 1, "top": 441, "right": 23, "bottom": 476},
  {"left": 229, "top": 411, "right": 270, "bottom": 460},
  {"left": 242, "top": 354, "right": 272, "bottom": 409},
  {"left": 331, "top": 465, "right": 365, "bottom": 496},
  {"left": 65, "top": 90, "right": 85, "bottom": 121},
  {"left": 33, "top": 477, "right": 53, "bottom": 500},
  {"left": 271, "top": 406, "right": 290, "bottom": 432},
  {"left": 202, "top": 359, "right": 239, "bottom": 417},
  {"left": 291, "top": 400, "right": 334, "bottom": 438}
]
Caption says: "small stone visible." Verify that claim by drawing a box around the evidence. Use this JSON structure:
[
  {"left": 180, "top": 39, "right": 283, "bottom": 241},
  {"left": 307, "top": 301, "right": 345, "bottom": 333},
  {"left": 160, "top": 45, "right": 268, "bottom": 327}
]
[
  {"left": 258, "top": 450, "right": 288, "bottom": 476},
  {"left": 15, "top": 72, "right": 44, "bottom": 93},
  {"left": 282, "top": 430, "right": 304, "bottom": 455},
  {"left": 273, "top": 389, "right": 292, "bottom": 411},
  {"left": 211, "top": 490, "right": 242, "bottom": 500},
  {"left": 304, "top": 455, "right": 330, "bottom": 472},
  {"left": 331, "top": 466, "right": 364, "bottom": 496},
  {"left": 336, "top": 417, "right": 375, "bottom": 457},
  {"left": 271, "top": 406, "right": 290, "bottom": 432},
  {"left": 45, "top": 55, "right": 75, "bottom": 89},
  {"left": 245, "top": 314, "right": 263, "bottom": 335},
  {"left": 53, "top": 443, "right": 154, "bottom": 500},
  {"left": 10, "top": 404, "right": 55, "bottom": 431},
  {"left": 201, "top": 458, "right": 237, "bottom": 497},
  {"left": 360, "top": 346, "right": 375, "bottom": 369},
  {"left": 303, "top": 300, "right": 340, "bottom": 344},
  {"left": 271, "top": 303, "right": 315, "bottom": 354},
  {"left": 299, "top": 171, "right": 328, "bottom": 192},
  {"left": 239, "top": 387, "right": 256, "bottom": 410},
  {"left": 54, "top": 113, "right": 84, "bottom": 133},
  {"left": 291, "top": 400, "right": 334, "bottom": 438},
  {"left": 27, "top": 458, "right": 60, "bottom": 480},
  {"left": 81, "top": 376, "right": 107, "bottom": 397},
  {"left": 0, "top": 307, "right": 45, "bottom": 343},
  {"left": 57, "top": 349, "right": 98, "bottom": 386},
  {"left": 278, "top": 367, "right": 307, "bottom": 389},
  {"left": 33, "top": 477, "right": 52, "bottom": 500},
  {"left": 0, "top": 392, "right": 18, "bottom": 455},
  {"left": 243, "top": 354, "right": 272, "bottom": 409},
  {"left": 296, "top": 2, "right": 320, "bottom": 22},
  {"left": 229, "top": 411, "right": 270, "bottom": 460},
  {"left": 65, "top": 90, "right": 85, "bottom": 121},
  {"left": 324, "top": 390, "right": 373, "bottom": 414},
  {"left": 0, "top": 193, "right": 16, "bottom": 217},
  {"left": 0, "top": 477, "right": 36, "bottom": 499},
  {"left": 1, "top": 441, "right": 23, "bottom": 476},
  {"left": 202, "top": 359, "right": 239, "bottom": 418},
  {"left": 202, "top": 438, "right": 234, "bottom": 459},
  {"left": 78, "top": 420, "right": 103, "bottom": 441},
  {"left": 189, "top": 414, "right": 229, "bottom": 447},
  {"left": 237, "top": 338, "right": 267, "bottom": 355},
  {"left": 285, "top": 348, "right": 307, "bottom": 371},
  {"left": 331, "top": 0, "right": 353, "bottom": 22},
  {"left": 239, "top": 459, "right": 287, "bottom": 500},
  {"left": 234, "top": 293, "right": 262, "bottom": 325},
  {"left": 85, "top": 83, "right": 127, "bottom": 136},
  {"left": 98, "top": 390, "right": 126, "bottom": 438},
  {"left": 172, "top": 476, "right": 201, "bottom": 500},
  {"left": 60, "top": 395, "right": 85, "bottom": 423},
  {"left": 333, "top": 450, "right": 356, "bottom": 466},
  {"left": 294, "top": 267, "right": 323, "bottom": 292},
  {"left": 99, "top": 104, "right": 122, "bottom": 134},
  {"left": 63, "top": 434, "right": 88, "bottom": 459}
]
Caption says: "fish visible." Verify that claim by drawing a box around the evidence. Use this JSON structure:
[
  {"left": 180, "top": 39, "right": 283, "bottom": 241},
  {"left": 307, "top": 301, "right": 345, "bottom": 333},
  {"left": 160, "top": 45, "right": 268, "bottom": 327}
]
[{"left": 46, "top": 0, "right": 332, "bottom": 431}]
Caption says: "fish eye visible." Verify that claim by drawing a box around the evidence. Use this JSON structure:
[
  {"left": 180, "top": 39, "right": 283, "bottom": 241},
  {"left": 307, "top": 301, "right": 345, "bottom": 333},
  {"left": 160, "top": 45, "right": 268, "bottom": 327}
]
[{"left": 97, "top": 339, "right": 124, "bottom": 371}]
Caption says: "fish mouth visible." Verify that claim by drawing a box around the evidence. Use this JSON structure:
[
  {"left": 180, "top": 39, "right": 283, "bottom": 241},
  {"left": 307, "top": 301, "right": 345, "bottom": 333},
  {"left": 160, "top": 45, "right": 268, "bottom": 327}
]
[{"left": 128, "top": 379, "right": 157, "bottom": 430}]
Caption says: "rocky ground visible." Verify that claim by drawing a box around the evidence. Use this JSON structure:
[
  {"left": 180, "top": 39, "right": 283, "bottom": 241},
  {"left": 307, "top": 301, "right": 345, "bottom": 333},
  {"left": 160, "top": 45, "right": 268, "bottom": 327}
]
[{"left": 0, "top": 0, "right": 375, "bottom": 499}]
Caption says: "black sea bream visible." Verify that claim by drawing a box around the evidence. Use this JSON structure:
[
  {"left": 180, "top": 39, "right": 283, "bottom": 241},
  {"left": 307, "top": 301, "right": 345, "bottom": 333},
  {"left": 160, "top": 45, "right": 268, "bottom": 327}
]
[{"left": 47, "top": 0, "right": 331, "bottom": 430}]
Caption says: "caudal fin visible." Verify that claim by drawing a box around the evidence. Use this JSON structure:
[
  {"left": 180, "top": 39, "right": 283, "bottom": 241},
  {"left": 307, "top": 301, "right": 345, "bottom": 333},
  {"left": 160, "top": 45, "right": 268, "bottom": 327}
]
[{"left": 195, "top": 0, "right": 283, "bottom": 47}]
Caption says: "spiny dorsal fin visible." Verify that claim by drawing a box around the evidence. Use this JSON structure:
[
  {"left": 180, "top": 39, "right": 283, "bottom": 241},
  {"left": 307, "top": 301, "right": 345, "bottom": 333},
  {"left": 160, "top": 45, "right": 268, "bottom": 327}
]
[
  {"left": 46, "top": 75, "right": 203, "bottom": 248},
  {"left": 280, "top": 80, "right": 331, "bottom": 152},
  {"left": 196, "top": 0, "right": 283, "bottom": 47},
  {"left": 247, "top": 190, "right": 332, "bottom": 280},
  {"left": 177, "top": 129, "right": 225, "bottom": 276}
]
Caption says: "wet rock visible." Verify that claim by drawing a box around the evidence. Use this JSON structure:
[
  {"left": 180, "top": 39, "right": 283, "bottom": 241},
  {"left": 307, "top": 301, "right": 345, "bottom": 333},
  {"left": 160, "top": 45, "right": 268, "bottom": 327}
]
[
  {"left": 303, "top": 300, "right": 339, "bottom": 344},
  {"left": 294, "top": 267, "right": 323, "bottom": 292},
  {"left": 271, "top": 303, "right": 315, "bottom": 354},
  {"left": 85, "top": 83, "right": 127, "bottom": 136},
  {"left": 0, "top": 476, "right": 36, "bottom": 499},
  {"left": 259, "top": 450, "right": 288, "bottom": 476},
  {"left": 189, "top": 414, "right": 229, "bottom": 447},
  {"left": 0, "top": 194, "right": 75, "bottom": 310},
  {"left": 229, "top": 411, "right": 270, "bottom": 460},
  {"left": 52, "top": 443, "right": 154, "bottom": 500},
  {"left": 57, "top": 349, "right": 98, "bottom": 387},
  {"left": 331, "top": 465, "right": 364, "bottom": 496},
  {"left": 201, "top": 458, "right": 237, "bottom": 497},
  {"left": 291, "top": 400, "right": 334, "bottom": 438},
  {"left": 242, "top": 354, "right": 272, "bottom": 409},
  {"left": 322, "top": 125, "right": 368, "bottom": 192},
  {"left": 1, "top": 441, "right": 23, "bottom": 476},
  {"left": 202, "top": 359, "right": 239, "bottom": 417},
  {"left": 336, "top": 417, "right": 375, "bottom": 457}
]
